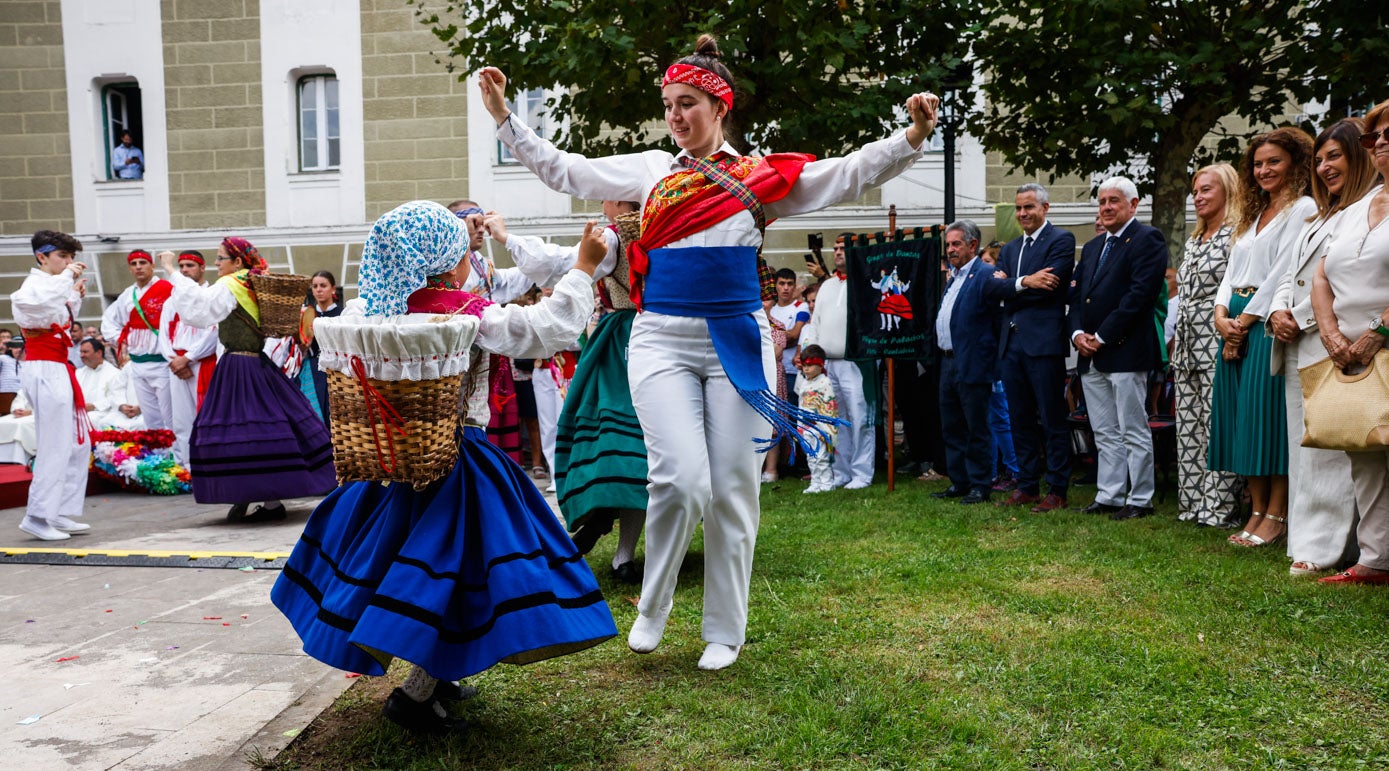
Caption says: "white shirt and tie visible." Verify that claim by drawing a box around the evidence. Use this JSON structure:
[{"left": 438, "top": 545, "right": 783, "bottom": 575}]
[{"left": 936, "top": 256, "right": 978, "bottom": 353}]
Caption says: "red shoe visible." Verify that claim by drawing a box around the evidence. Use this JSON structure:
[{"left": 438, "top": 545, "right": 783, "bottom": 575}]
[
  {"left": 1319, "top": 567, "right": 1389, "bottom": 585},
  {"left": 994, "top": 490, "right": 1039, "bottom": 507},
  {"left": 1030, "top": 493, "right": 1068, "bottom": 513}
]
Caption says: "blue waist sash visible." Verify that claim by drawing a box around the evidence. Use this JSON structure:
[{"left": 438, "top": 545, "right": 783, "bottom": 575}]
[{"left": 644, "top": 246, "right": 840, "bottom": 457}]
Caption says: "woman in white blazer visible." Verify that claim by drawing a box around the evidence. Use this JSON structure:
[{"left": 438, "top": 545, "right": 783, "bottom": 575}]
[{"left": 1268, "top": 118, "right": 1380, "bottom": 577}]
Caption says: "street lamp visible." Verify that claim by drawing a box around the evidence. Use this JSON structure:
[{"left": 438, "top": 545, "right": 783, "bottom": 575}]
[{"left": 940, "top": 61, "right": 972, "bottom": 224}]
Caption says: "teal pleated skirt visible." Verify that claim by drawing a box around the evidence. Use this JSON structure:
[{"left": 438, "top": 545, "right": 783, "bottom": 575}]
[{"left": 1207, "top": 292, "right": 1288, "bottom": 476}]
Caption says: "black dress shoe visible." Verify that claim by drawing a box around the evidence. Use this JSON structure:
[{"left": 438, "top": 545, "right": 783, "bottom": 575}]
[
  {"left": 383, "top": 688, "right": 470, "bottom": 734},
  {"left": 1074, "top": 501, "right": 1122, "bottom": 514},
  {"left": 931, "top": 486, "right": 967, "bottom": 499},
  {"left": 569, "top": 513, "right": 616, "bottom": 555},
  {"left": 1109, "top": 504, "right": 1155, "bottom": 521},
  {"left": 611, "top": 561, "right": 643, "bottom": 585},
  {"left": 242, "top": 504, "right": 287, "bottom": 523},
  {"left": 432, "top": 680, "right": 479, "bottom": 703},
  {"left": 225, "top": 502, "right": 250, "bottom": 521},
  {"left": 961, "top": 490, "right": 989, "bottom": 504}
]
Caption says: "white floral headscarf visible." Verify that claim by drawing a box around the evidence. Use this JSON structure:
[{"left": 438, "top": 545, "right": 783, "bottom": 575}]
[{"left": 358, "top": 201, "right": 468, "bottom": 316}]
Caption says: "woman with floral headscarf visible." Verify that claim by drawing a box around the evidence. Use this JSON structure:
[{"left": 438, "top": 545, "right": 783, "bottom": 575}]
[
  {"left": 271, "top": 201, "right": 616, "bottom": 735},
  {"left": 160, "top": 237, "right": 336, "bottom": 521}
]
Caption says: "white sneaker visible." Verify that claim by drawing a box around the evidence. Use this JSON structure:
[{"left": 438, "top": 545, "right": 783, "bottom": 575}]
[
  {"left": 760, "top": 472, "right": 777, "bottom": 483},
  {"left": 51, "top": 516, "right": 91, "bottom": 533},
  {"left": 545, "top": 481, "right": 556, "bottom": 494},
  {"left": 19, "top": 517, "right": 70, "bottom": 541},
  {"left": 843, "top": 479, "right": 871, "bottom": 490},
  {"left": 627, "top": 609, "right": 670, "bottom": 654},
  {"left": 803, "top": 485, "right": 825, "bottom": 494},
  {"left": 697, "top": 643, "right": 741, "bottom": 670}
]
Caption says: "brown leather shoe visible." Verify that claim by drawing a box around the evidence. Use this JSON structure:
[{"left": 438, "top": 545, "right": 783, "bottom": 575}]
[
  {"left": 994, "top": 490, "right": 1039, "bottom": 507},
  {"left": 1030, "top": 493, "right": 1068, "bottom": 513}
]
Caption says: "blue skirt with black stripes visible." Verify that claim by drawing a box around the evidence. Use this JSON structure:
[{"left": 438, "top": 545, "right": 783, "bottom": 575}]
[{"left": 271, "top": 427, "right": 617, "bottom": 681}]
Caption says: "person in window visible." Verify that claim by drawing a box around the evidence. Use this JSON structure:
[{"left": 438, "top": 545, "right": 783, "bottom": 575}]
[{"left": 112, "top": 131, "right": 144, "bottom": 180}]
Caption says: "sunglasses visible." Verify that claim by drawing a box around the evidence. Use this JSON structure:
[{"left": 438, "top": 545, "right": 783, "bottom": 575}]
[{"left": 1359, "top": 129, "right": 1387, "bottom": 149}]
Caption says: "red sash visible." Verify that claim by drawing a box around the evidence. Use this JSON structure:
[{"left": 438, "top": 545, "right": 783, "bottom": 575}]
[
  {"left": 628, "top": 152, "right": 812, "bottom": 308},
  {"left": 21, "top": 325, "right": 93, "bottom": 443},
  {"left": 117, "top": 279, "right": 174, "bottom": 356}
]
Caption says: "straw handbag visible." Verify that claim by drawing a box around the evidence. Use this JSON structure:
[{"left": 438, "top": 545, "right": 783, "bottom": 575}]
[
  {"left": 1300, "top": 349, "right": 1389, "bottom": 451},
  {"left": 250, "top": 273, "right": 313, "bottom": 337},
  {"left": 313, "top": 311, "right": 481, "bottom": 489}
]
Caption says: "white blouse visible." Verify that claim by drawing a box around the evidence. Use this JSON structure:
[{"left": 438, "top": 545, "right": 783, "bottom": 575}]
[
  {"left": 1216, "top": 196, "right": 1316, "bottom": 320},
  {"left": 1323, "top": 190, "right": 1389, "bottom": 333}
]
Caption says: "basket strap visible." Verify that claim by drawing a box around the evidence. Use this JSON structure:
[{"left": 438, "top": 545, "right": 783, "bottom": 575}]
[{"left": 349, "top": 355, "right": 409, "bottom": 473}]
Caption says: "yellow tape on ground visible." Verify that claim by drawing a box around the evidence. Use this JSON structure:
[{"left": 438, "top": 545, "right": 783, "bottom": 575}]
[{"left": 1, "top": 547, "right": 290, "bottom": 560}]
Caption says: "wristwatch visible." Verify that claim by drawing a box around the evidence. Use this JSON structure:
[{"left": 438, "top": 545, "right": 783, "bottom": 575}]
[{"left": 1370, "top": 314, "right": 1389, "bottom": 338}]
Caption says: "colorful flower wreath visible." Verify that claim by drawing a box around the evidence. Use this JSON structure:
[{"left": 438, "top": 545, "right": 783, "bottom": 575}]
[{"left": 89, "top": 429, "right": 192, "bottom": 495}]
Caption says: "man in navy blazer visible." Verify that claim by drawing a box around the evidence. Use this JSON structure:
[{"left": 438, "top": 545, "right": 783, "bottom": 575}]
[
  {"left": 987, "top": 183, "right": 1077, "bottom": 513},
  {"left": 931, "top": 220, "right": 1002, "bottom": 505},
  {"left": 1068, "top": 176, "right": 1168, "bottom": 520}
]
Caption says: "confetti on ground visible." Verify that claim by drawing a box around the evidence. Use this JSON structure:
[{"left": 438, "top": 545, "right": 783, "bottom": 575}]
[
  {"left": 63, "top": 683, "right": 89, "bottom": 690},
  {"left": 240, "top": 614, "right": 248, "bottom": 619},
  {"left": 238, "top": 566, "right": 255, "bottom": 572},
  {"left": 282, "top": 728, "right": 301, "bottom": 738},
  {"left": 103, "top": 583, "right": 109, "bottom": 589},
  {"left": 203, "top": 616, "right": 222, "bottom": 620},
  {"left": 105, "top": 610, "right": 112, "bottom": 613},
  {"left": 55, "top": 656, "right": 80, "bottom": 663},
  {"left": 25, "top": 620, "right": 34, "bottom": 623},
  {"left": 345, "top": 673, "right": 361, "bottom": 678},
  {"left": 166, "top": 646, "right": 179, "bottom": 650},
  {"left": 222, "top": 623, "right": 230, "bottom": 627},
  {"left": 17, "top": 715, "right": 41, "bottom": 726}
]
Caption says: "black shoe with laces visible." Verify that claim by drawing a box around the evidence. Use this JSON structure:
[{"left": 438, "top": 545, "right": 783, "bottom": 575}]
[{"left": 383, "top": 688, "right": 470, "bottom": 735}]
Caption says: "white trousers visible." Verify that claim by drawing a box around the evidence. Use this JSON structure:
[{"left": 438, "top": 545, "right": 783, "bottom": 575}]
[
  {"left": 1081, "top": 369, "right": 1154, "bottom": 507},
  {"left": 628, "top": 311, "right": 774, "bottom": 646},
  {"left": 21, "top": 361, "right": 89, "bottom": 523},
  {"left": 168, "top": 358, "right": 207, "bottom": 467},
  {"left": 808, "top": 438, "right": 835, "bottom": 489},
  {"left": 1283, "top": 345, "right": 1357, "bottom": 565},
  {"left": 824, "top": 359, "right": 873, "bottom": 486},
  {"left": 533, "top": 365, "right": 562, "bottom": 476},
  {"left": 129, "top": 360, "right": 173, "bottom": 431}
]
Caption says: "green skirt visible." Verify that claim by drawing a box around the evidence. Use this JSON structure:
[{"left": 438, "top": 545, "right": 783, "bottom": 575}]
[
  {"left": 554, "top": 310, "right": 649, "bottom": 530},
  {"left": 1207, "top": 292, "right": 1287, "bottom": 476}
]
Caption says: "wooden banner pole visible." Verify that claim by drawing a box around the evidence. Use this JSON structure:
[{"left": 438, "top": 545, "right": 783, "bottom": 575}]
[{"left": 885, "top": 205, "right": 898, "bottom": 492}]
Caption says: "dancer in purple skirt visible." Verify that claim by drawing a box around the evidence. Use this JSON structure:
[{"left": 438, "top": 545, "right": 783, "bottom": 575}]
[{"left": 160, "top": 239, "right": 335, "bottom": 521}]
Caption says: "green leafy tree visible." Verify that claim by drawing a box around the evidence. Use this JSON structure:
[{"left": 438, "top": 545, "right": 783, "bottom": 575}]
[
  {"left": 974, "top": 1, "right": 1389, "bottom": 260},
  {"left": 413, "top": 0, "right": 975, "bottom": 158}
]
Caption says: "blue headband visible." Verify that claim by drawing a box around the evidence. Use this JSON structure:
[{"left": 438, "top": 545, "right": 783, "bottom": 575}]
[
  {"left": 453, "top": 207, "right": 484, "bottom": 218},
  {"left": 35, "top": 244, "right": 57, "bottom": 254}
]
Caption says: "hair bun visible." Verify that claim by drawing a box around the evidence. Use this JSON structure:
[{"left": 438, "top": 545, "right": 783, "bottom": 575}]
[{"left": 694, "top": 34, "right": 720, "bottom": 59}]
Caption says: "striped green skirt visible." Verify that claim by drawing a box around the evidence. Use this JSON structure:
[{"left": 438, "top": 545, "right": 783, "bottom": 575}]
[
  {"left": 554, "top": 310, "right": 649, "bottom": 531},
  {"left": 1207, "top": 292, "right": 1288, "bottom": 476}
]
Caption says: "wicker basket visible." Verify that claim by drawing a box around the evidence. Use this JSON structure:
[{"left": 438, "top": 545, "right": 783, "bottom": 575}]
[
  {"left": 250, "top": 273, "right": 313, "bottom": 337},
  {"left": 327, "top": 369, "right": 462, "bottom": 489},
  {"left": 615, "top": 211, "right": 642, "bottom": 246}
]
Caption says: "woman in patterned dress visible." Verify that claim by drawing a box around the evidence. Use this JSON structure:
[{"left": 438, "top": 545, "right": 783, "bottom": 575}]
[{"left": 1172, "top": 163, "right": 1243, "bottom": 526}]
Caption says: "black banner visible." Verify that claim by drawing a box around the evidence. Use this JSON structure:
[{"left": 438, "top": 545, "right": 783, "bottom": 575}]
[{"left": 845, "top": 228, "right": 943, "bottom": 361}]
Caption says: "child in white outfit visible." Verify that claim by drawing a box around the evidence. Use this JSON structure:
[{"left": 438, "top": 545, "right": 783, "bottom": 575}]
[{"left": 794, "top": 345, "right": 838, "bottom": 493}]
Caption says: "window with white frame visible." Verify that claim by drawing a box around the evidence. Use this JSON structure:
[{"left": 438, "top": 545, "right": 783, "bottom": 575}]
[
  {"left": 497, "top": 88, "right": 549, "bottom": 164},
  {"left": 297, "top": 73, "right": 340, "bottom": 172}
]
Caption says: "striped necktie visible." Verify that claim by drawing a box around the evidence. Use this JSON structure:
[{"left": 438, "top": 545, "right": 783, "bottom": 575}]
[{"left": 1096, "top": 235, "right": 1117, "bottom": 274}]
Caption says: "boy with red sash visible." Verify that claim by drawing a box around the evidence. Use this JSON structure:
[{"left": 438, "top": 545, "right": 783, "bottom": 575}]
[
  {"left": 101, "top": 249, "right": 174, "bottom": 432},
  {"left": 11, "top": 230, "right": 93, "bottom": 541},
  {"left": 155, "top": 250, "right": 217, "bottom": 466}
]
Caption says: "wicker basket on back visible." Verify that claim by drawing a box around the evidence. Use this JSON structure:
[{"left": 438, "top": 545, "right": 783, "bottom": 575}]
[
  {"left": 250, "top": 273, "right": 313, "bottom": 337},
  {"left": 314, "top": 312, "right": 481, "bottom": 490}
]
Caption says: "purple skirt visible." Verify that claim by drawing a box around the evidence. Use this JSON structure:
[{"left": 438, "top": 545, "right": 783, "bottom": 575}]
[{"left": 190, "top": 352, "right": 335, "bottom": 503}]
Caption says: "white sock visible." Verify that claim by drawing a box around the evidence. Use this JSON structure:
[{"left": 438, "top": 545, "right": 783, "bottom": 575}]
[
  {"left": 697, "top": 643, "right": 741, "bottom": 670},
  {"left": 401, "top": 665, "right": 447, "bottom": 717},
  {"left": 612, "top": 509, "right": 643, "bottom": 569}
]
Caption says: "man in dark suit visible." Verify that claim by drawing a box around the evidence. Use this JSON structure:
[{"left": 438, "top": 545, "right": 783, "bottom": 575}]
[
  {"left": 1068, "top": 176, "right": 1168, "bottom": 520},
  {"left": 988, "top": 183, "right": 1077, "bottom": 513},
  {"left": 930, "top": 220, "right": 1002, "bottom": 505}
]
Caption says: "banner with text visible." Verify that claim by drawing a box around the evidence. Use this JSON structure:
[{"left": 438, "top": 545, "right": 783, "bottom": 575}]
[{"left": 845, "top": 229, "right": 943, "bottom": 361}]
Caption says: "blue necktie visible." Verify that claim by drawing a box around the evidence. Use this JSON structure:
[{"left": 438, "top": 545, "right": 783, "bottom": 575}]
[
  {"left": 1096, "top": 235, "right": 1117, "bottom": 274},
  {"left": 1019, "top": 235, "right": 1034, "bottom": 274}
]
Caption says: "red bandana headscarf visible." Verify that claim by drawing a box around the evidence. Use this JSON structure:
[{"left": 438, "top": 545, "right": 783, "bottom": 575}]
[
  {"left": 178, "top": 250, "right": 205, "bottom": 266},
  {"left": 662, "top": 63, "right": 733, "bottom": 110},
  {"left": 127, "top": 249, "right": 152, "bottom": 264},
  {"left": 221, "top": 237, "right": 266, "bottom": 274}
]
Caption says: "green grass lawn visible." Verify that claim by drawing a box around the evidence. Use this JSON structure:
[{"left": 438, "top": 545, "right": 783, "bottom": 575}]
[{"left": 269, "top": 477, "right": 1389, "bottom": 770}]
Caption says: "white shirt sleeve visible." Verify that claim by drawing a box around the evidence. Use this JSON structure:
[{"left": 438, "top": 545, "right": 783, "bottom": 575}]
[
  {"left": 476, "top": 269, "right": 596, "bottom": 359},
  {"left": 166, "top": 272, "right": 238, "bottom": 328},
  {"left": 766, "top": 131, "right": 924, "bottom": 219},
  {"left": 497, "top": 116, "right": 666, "bottom": 202},
  {"left": 11, "top": 269, "right": 81, "bottom": 330}
]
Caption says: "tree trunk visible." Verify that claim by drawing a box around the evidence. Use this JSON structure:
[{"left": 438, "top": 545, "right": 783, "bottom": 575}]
[{"left": 1151, "top": 99, "right": 1229, "bottom": 267}]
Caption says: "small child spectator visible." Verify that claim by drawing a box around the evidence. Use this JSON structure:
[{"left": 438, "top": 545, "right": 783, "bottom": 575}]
[{"left": 795, "top": 344, "right": 839, "bottom": 493}]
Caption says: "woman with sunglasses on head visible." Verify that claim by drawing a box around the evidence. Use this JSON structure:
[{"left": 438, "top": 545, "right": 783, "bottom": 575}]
[
  {"left": 160, "top": 238, "right": 336, "bottom": 522},
  {"left": 479, "top": 34, "right": 939, "bottom": 670},
  {"left": 1268, "top": 118, "right": 1380, "bottom": 577},
  {"left": 1309, "top": 99, "right": 1389, "bottom": 586}
]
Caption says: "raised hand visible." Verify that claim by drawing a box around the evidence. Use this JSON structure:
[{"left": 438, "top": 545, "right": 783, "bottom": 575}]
[
  {"left": 477, "top": 67, "right": 511, "bottom": 125},
  {"left": 158, "top": 250, "right": 178, "bottom": 275},
  {"left": 905, "top": 91, "right": 940, "bottom": 149},
  {"left": 575, "top": 221, "right": 606, "bottom": 276}
]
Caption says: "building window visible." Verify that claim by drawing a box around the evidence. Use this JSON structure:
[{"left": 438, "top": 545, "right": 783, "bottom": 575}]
[
  {"left": 497, "top": 88, "right": 549, "bottom": 164},
  {"left": 298, "top": 74, "right": 340, "bottom": 172},
  {"left": 102, "top": 82, "right": 144, "bottom": 181}
]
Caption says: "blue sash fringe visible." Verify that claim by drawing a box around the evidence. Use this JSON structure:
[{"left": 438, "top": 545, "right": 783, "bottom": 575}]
[{"left": 644, "top": 246, "right": 843, "bottom": 458}]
